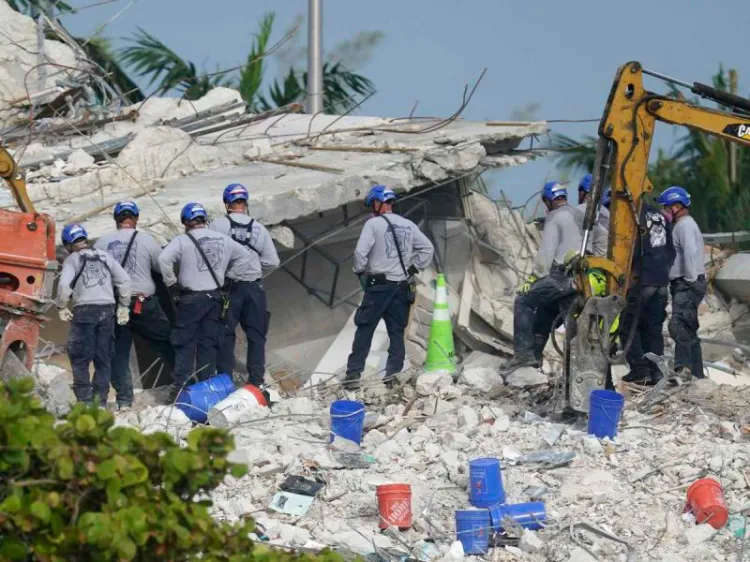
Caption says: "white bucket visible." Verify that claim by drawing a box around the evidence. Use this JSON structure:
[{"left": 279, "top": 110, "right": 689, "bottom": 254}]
[{"left": 207, "top": 385, "right": 269, "bottom": 428}]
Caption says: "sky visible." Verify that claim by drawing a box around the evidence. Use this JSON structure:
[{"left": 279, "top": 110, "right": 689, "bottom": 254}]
[{"left": 61, "top": 0, "right": 750, "bottom": 211}]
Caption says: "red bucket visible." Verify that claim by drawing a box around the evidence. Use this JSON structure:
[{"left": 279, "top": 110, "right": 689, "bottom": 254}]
[
  {"left": 376, "top": 483, "right": 412, "bottom": 530},
  {"left": 685, "top": 478, "right": 729, "bottom": 529}
]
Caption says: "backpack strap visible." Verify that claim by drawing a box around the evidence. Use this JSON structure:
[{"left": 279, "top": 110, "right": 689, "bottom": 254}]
[
  {"left": 70, "top": 251, "right": 112, "bottom": 290},
  {"left": 380, "top": 215, "right": 409, "bottom": 278},
  {"left": 227, "top": 215, "right": 260, "bottom": 255},
  {"left": 120, "top": 231, "right": 138, "bottom": 268},
  {"left": 185, "top": 232, "right": 222, "bottom": 291}
]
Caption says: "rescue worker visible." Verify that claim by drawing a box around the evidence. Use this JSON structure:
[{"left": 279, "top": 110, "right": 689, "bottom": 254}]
[
  {"left": 209, "top": 184, "right": 279, "bottom": 388},
  {"left": 619, "top": 197, "right": 675, "bottom": 385},
  {"left": 657, "top": 186, "right": 707, "bottom": 380},
  {"left": 93, "top": 201, "right": 174, "bottom": 410},
  {"left": 57, "top": 223, "right": 131, "bottom": 406},
  {"left": 576, "top": 175, "right": 608, "bottom": 256},
  {"left": 578, "top": 173, "right": 592, "bottom": 204},
  {"left": 158, "top": 202, "right": 248, "bottom": 400},
  {"left": 505, "top": 181, "right": 582, "bottom": 372},
  {"left": 344, "top": 185, "right": 434, "bottom": 390}
]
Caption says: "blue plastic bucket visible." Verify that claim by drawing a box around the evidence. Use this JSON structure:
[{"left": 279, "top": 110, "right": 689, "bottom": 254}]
[
  {"left": 329, "top": 400, "right": 365, "bottom": 445},
  {"left": 490, "top": 501, "right": 546, "bottom": 532},
  {"left": 469, "top": 457, "right": 506, "bottom": 507},
  {"left": 588, "top": 389, "right": 625, "bottom": 439},
  {"left": 176, "top": 373, "right": 235, "bottom": 423},
  {"left": 455, "top": 509, "right": 491, "bottom": 555}
]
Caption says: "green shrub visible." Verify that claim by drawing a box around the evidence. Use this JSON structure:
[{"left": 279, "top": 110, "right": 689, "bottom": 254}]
[{"left": 0, "top": 377, "right": 338, "bottom": 562}]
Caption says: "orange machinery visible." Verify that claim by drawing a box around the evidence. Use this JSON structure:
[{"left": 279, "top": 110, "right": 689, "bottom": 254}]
[{"left": 0, "top": 146, "right": 57, "bottom": 373}]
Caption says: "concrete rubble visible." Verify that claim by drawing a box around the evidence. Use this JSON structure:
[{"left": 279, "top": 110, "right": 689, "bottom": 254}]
[{"left": 105, "top": 368, "right": 750, "bottom": 562}]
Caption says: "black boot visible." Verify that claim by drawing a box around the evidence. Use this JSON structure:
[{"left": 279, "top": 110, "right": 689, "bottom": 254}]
[
  {"left": 343, "top": 373, "right": 361, "bottom": 391},
  {"left": 500, "top": 355, "right": 540, "bottom": 373},
  {"left": 622, "top": 370, "right": 650, "bottom": 384}
]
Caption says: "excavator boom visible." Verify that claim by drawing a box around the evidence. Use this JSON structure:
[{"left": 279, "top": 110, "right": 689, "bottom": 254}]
[{"left": 563, "top": 61, "right": 750, "bottom": 413}]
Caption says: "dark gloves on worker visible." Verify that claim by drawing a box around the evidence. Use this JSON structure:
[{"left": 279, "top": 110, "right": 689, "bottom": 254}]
[
  {"left": 407, "top": 265, "right": 419, "bottom": 276},
  {"left": 169, "top": 283, "right": 186, "bottom": 303}
]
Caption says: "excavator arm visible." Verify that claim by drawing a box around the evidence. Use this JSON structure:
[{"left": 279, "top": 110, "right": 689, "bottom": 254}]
[
  {"left": 0, "top": 146, "right": 36, "bottom": 213},
  {"left": 563, "top": 61, "right": 750, "bottom": 413}
]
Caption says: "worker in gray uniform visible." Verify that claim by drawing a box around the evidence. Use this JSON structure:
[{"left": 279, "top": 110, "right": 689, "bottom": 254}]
[
  {"left": 57, "top": 223, "right": 131, "bottom": 406},
  {"left": 94, "top": 201, "right": 174, "bottom": 410},
  {"left": 576, "top": 174, "right": 608, "bottom": 256},
  {"left": 344, "top": 185, "right": 434, "bottom": 390},
  {"left": 657, "top": 186, "right": 706, "bottom": 380},
  {"left": 158, "top": 202, "right": 248, "bottom": 401},
  {"left": 505, "top": 181, "right": 582, "bottom": 372},
  {"left": 210, "top": 184, "right": 279, "bottom": 388}
]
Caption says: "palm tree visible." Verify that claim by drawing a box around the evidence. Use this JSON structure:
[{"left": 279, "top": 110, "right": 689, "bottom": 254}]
[
  {"left": 7, "top": 0, "right": 73, "bottom": 15},
  {"left": 117, "top": 12, "right": 376, "bottom": 113}
]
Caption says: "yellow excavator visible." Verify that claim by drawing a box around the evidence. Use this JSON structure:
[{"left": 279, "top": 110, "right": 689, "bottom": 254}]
[{"left": 564, "top": 61, "right": 750, "bottom": 413}]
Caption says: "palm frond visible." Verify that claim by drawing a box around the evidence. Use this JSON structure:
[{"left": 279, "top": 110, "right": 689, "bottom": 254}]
[
  {"left": 239, "top": 12, "right": 275, "bottom": 109},
  {"left": 548, "top": 132, "right": 597, "bottom": 174},
  {"left": 118, "top": 28, "right": 197, "bottom": 96}
]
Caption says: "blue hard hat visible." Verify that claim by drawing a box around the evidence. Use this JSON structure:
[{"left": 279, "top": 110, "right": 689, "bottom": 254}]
[
  {"left": 578, "top": 173, "right": 593, "bottom": 193},
  {"left": 602, "top": 189, "right": 611, "bottom": 208},
  {"left": 542, "top": 181, "right": 567, "bottom": 201},
  {"left": 223, "top": 183, "right": 249, "bottom": 204},
  {"left": 180, "top": 202, "right": 208, "bottom": 224},
  {"left": 61, "top": 223, "right": 88, "bottom": 245},
  {"left": 364, "top": 185, "right": 397, "bottom": 207},
  {"left": 113, "top": 200, "right": 139, "bottom": 219},
  {"left": 656, "top": 186, "right": 691, "bottom": 207}
]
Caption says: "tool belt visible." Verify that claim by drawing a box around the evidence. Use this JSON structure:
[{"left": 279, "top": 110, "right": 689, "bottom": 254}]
[{"left": 366, "top": 274, "right": 407, "bottom": 287}]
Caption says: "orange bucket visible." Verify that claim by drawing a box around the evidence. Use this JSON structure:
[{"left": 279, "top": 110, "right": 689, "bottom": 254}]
[
  {"left": 685, "top": 478, "right": 729, "bottom": 529},
  {"left": 376, "top": 483, "right": 412, "bottom": 530}
]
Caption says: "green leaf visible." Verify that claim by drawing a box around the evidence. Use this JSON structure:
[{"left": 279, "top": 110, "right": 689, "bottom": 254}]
[
  {"left": 97, "top": 459, "right": 117, "bottom": 480},
  {"left": 57, "top": 457, "right": 74, "bottom": 480},
  {"left": 229, "top": 463, "right": 247, "bottom": 479},
  {"left": 116, "top": 537, "right": 137, "bottom": 560},
  {"left": 74, "top": 414, "right": 96, "bottom": 434},
  {"left": 0, "top": 494, "right": 22, "bottom": 513},
  {"left": 30, "top": 501, "right": 51, "bottom": 522}
]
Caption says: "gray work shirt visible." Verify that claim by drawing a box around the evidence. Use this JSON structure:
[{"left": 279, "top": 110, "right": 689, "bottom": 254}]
[
  {"left": 93, "top": 228, "right": 163, "bottom": 296},
  {"left": 57, "top": 248, "right": 131, "bottom": 308},
  {"left": 575, "top": 202, "right": 609, "bottom": 257},
  {"left": 158, "top": 227, "right": 247, "bottom": 291},
  {"left": 209, "top": 214, "right": 280, "bottom": 281},
  {"left": 669, "top": 215, "right": 705, "bottom": 282},
  {"left": 534, "top": 204, "right": 583, "bottom": 277},
  {"left": 353, "top": 213, "right": 434, "bottom": 281}
]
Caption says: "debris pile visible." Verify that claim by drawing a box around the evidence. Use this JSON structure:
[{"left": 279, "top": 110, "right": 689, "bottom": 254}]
[{"left": 114, "top": 372, "right": 750, "bottom": 562}]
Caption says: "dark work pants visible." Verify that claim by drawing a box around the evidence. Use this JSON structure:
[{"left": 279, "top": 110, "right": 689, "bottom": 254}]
[
  {"left": 217, "top": 280, "right": 268, "bottom": 387},
  {"left": 346, "top": 282, "right": 411, "bottom": 378},
  {"left": 669, "top": 276, "right": 707, "bottom": 378},
  {"left": 68, "top": 304, "right": 115, "bottom": 405},
  {"left": 514, "top": 273, "right": 576, "bottom": 362},
  {"left": 170, "top": 292, "right": 224, "bottom": 390},
  {"left": 619, "top": 285, "right": 668, "bottom": 379},
  {"left": 112, "top": 295, "right": 174, "bottom": 405}
]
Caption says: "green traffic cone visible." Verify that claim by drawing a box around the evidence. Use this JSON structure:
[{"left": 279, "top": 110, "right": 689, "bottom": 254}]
[{"left": 423, "top": 273, "right": 456, "bottom": 373}]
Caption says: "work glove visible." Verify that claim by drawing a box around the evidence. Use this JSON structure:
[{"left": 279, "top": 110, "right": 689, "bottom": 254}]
[
  {"left": 169, "top": 283, "right": 185, "bottom": 303},
  {"left": 357, "top": 273, "right": 367, "bottom": 292},
  {"left": 407, "top": 265, "right": 419, "bottom": 277},
  {"left": 58, "top": 307, "right": 73, "bottom": 322},
  {"left": 516, "top": 274, "right": 538, "bottom": 296},
  {"left": 116, "top": 305, "right": 130, "bottom": 326}
]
